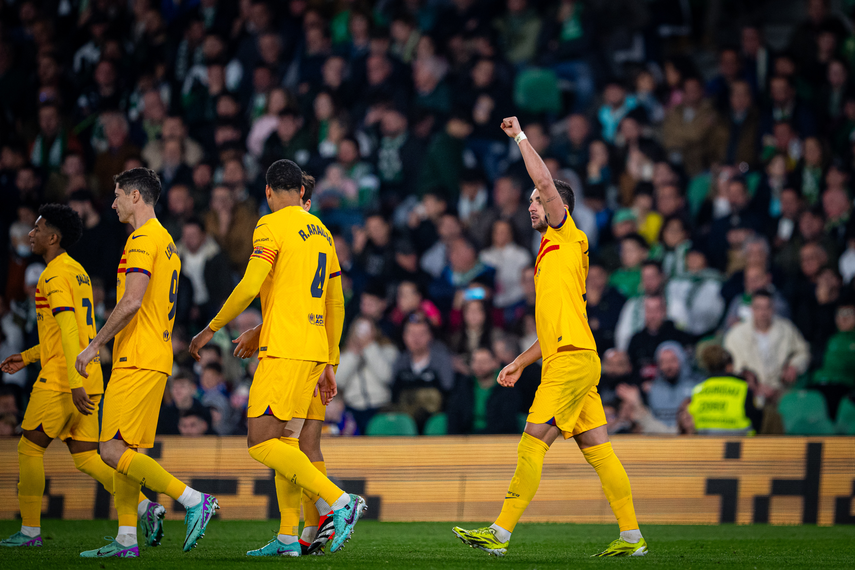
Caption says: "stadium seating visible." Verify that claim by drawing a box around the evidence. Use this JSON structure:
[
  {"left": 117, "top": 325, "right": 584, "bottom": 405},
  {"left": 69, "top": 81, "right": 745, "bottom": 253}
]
[
  {"left": 835, "top": 397, "right": 855, "bottom": 436},
  {"left": 422, "top": 413, "right": 447, "bottom": 436},
  {"left": 778, "top": 390, "right": 836, "bottom": 436},
  {"left": 513, "top": 68, "right": 562, "bottom": 115},
  {"left": 365, "top": 413, "right": 419, "bottom": 436}
]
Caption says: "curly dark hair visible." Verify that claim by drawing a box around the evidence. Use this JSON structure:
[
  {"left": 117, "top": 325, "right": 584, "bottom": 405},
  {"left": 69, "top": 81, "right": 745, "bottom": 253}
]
[
  {"left": 38, "top": 203, "right": 83, "bottom": 249},
  {"left": 266, "top": 159, "right": 302, "bottom": 193}
]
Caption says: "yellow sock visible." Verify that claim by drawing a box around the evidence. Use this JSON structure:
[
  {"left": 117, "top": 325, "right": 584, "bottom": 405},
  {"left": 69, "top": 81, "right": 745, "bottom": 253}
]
[
  {"left": 72, "top": 449, "right": 148, "bottom": 505},
  {"left": 301, "top": 461, "right": 326, "bottom": 527},
  {"left": 582, "top": 442, "right": 639, "bottom": 531},
  {"left": 275, "top": 472, "right": 302, "bottom": 536},
  {"left": 495, "top": 433, "right": 549, "bottom": 533},
  {"left": 17, "top": 437, "right": 46, "bottom": 528},
  {"left": 118, "top": 449, "right": 187, "bottom": 501},
  {"left": 248, "top": 438, "right": 344, "bottom": 507},
  {"left": 114, "top": 471, "right": 140, "bottom": 528}
]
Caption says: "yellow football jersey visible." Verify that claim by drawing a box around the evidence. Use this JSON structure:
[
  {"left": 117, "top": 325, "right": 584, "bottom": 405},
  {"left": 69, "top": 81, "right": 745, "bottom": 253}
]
[
  {"left": 113, "top": 218, "right": 181, "bottom": 374},
  {"left": 252, "top": 206, "right": 341, "bottom": 363},
  {"left": 533, "top": 208, "right": 597, "bottom": 359},
  {"left": 33, "top": 253, "right": 103, "bottom": 394}
]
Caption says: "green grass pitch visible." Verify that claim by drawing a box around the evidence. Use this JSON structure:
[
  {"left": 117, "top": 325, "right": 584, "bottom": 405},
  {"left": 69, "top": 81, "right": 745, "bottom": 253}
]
[{"left": 0, "top": 520, "right": 851, "bottom": 569}]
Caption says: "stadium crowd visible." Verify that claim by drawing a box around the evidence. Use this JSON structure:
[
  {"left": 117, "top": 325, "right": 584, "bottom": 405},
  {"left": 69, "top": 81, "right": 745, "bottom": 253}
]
[{"left": 1, "top": 0, "right": 854, "bottom": 438}]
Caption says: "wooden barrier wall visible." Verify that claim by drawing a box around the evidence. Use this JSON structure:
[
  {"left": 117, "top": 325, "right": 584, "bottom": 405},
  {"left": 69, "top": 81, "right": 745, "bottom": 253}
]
[{"left": 1, "top": 436, "right": 853, "bottom": 525}]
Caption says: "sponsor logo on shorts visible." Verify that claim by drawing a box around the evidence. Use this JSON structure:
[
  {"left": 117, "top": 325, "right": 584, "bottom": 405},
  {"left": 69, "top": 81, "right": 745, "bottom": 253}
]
[
  {"left": 119, "top": 357, "right": 127, "bottom": 362},
  {"left": 259, "top": 346, "right": 267, "bottom": 352},
  {"left": 39, "top": 378, "right": 46, "bottom": 383}
]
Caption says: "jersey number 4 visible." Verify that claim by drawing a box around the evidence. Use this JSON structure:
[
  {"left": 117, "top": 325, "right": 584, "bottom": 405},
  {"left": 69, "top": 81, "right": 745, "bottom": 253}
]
[{"left": 311, "top": 252, "right": 327, "bottom": 298}]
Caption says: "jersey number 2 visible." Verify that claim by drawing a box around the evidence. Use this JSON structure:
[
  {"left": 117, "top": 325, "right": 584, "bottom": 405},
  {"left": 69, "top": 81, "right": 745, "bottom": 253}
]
[
  {"left": 311, "top": 252, "right": 327, "bottom": 298},
  {"left": 167, "top": 270, "right": 178, "bottom": 319}
]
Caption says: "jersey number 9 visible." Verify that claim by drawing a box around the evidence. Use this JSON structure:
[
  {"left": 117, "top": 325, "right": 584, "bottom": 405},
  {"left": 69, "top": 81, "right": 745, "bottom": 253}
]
[{"left": 167, "top": 270, "right": 178, "bottom": 320}]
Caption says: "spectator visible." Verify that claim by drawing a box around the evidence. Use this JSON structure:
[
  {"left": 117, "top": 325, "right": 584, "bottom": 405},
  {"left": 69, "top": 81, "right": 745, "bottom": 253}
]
[
  {"left": 449, "top": 298, "right": 494, "bottom": 373},
  {"left": 336, "top": 316, "right": 399, "bottom": 434},
  {"left": 30, "top": 103, "right": 82, "bottom": 172},
  {"left": 609, "top": 233, "right": 648, "bottom": 299},
  {"left": 794, "top": 266, "right": 844, "bottom": 369},
  {"left": 599, "top": 348, "right": 635, "bottom": 404},
  {"left": 390, "top": 280, "right": 442, "bottom": 330},
  {"left": 614, "top": 260, "right": 670, "bottom": 351},
  {"left": 494, "top": 0, "right": 542, "bottom": 66},
  {"left": 666, "top": 250, "right": 726, "bottom": 337},
  {"left": 429, "top": 237, "right": 496, "bottom": 313},
  {"left": 390, "top": 313, "right": 454, "bottom": 432},
  {"left": 627, "top": 295, "right": 694, "bottom": 383},
  {"left": 178, "top": 409, "right": 212, "bottom": 437},
  {"left": 723, "top": 263, "right": 791, "bottom": 330},
  {"left": 649, "top": 215, "right": 692, "bottom": 277},
  {"left": 92, "top": 113, "right": 141, "bottom": 198},
  {"left": 204, "top": 185, "right": 259, "bottom": 274},
  {"left": 158, "top": 372, "right": 209, "bottom": 435},
  {"left": 586, "top": 263, "right": 626, "bottom": 354},
  {"left": 724, "top": 290, "right": 810, "bottom": 422},
  {"left": 646, "top": 341, "right": 702, "bottom": 427},
  {"left": 447, "top": 347, "right": 520, "bottom": 435},
  {"left": 811, "top": 297, "right": 855, "bottom": 417},
  {"left": 353, "top": 212, "right": 395, "bottom": 283},
  {"left": 177, "top": 217, "right": 231, "bottom": 324},
  {"left": 662, "top": 76, "right": 720, "bottom": 176},
  {"left": 479, "top": 219, "right": 531, "bottom": 311},
  {"left": 711, "top": 80, "right": 760, "bottom": 168},
  {"left": 469, "top": 176, "right": 533, "bottom": 250},
  {"left": 420, "top": 213, "right": 463, "bottom": 279},
  {"left": 199, "top": 362, "right": 232, "bottom": 435}
]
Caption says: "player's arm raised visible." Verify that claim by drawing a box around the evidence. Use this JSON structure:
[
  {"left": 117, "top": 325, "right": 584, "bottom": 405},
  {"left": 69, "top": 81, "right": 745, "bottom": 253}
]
[
  {"left": 190, "top": 256, "right": 272, "bottom": 360},
  {"left": 500, "top": 116, "right": 566, "bottom": 226},
  {"left": 76, "top": 271, "right": 149, "bottom": 377},
  {"left": 497, "top": 338, "right": 542, "bottom": 388}
]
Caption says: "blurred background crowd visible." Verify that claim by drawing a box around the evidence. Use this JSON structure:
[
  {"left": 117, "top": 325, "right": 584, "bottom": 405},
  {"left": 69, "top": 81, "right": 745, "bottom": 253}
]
[{"left": 1, "top": 0, "right": 854, "bottom": 439}]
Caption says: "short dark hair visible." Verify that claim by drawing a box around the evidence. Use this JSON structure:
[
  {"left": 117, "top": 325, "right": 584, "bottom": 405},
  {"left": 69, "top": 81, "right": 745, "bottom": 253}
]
[
  {"left": 752, "top": 289, "right": 773, "bottom": 302},
  {"left": 301, "top": 171, "right": 316, "bottom": 203},
  {"left": 554, "top": 179, "right": 576, "bottom": 216},
  {"left": 641, "top": 259, "right": 663, "bottom": 272},
  {"left": 184, "top": 216, "right": 205, "bottom": 231},
  {"left": 622, "top": 232, "right": 649, "bottom": 250},
  {"left": 202, "top": 362, "right": 223, "bottom": 375},
  {"left": 266, "top": 159, "right": 302, "bottom": 193},
  {"left": 114, "top": 167, "right": 162, "bottom": 206},
  {"left": 38, "top": 203, "right": 83, "bottom": 249}
]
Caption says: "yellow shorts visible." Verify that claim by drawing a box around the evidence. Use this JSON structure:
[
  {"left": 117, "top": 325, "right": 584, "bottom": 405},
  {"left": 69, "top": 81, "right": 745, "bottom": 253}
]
[
  {"left": 100, "top": 368, "right": 167, "bottom": 448},
  {"left": 248, "top": 357, "right": 325, "bottom": 421},
  {"left": 304, "top": 391, "right": 326, "bottom": 421},
  {"left": 528, "top": 350, "right": 607, "bottom": 439},
  {"left": 21, "top": 388, "right": 102, "bottom": 442}
]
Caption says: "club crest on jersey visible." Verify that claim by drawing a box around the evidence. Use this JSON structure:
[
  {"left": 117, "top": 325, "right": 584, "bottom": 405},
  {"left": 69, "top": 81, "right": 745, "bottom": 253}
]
[
  {"left": 308, "top": 313, "right": 325, "bottom": 326},
  {"left": 163, "top": 330, "right": 170, "bottom": 341}
]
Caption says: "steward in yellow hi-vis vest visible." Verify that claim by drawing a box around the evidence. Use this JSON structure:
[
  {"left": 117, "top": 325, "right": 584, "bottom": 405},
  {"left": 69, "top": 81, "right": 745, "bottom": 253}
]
[{"left": 688, "top": 376, "right": 758, "bottom": 435}]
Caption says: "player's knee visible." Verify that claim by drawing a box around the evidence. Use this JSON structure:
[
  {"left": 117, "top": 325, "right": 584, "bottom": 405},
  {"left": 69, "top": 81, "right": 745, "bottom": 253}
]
[
  {"left": 98, "top": 441, "right": 124, "bottom": 469},
  {"left": 18, "top": 435, "right": 46, "bottom": 457}
]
